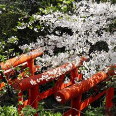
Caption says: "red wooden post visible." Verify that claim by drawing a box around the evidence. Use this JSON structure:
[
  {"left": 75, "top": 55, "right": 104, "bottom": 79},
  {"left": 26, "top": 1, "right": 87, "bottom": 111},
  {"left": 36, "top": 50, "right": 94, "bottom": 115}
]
[
  {"left": 105, "top": 65, "right": 115, "bottom": 116},
  {"left": 105, "top": 87, "right": 114, "bottom": 116},
  {"left": 71, "top": 95, "right": 82, "bottom": 116},
  {"left": 70, "top": 68, "right": 82, "bottom": 116},
  {"left": 27, "top": 59, "right": 39, "bottom": 116}
]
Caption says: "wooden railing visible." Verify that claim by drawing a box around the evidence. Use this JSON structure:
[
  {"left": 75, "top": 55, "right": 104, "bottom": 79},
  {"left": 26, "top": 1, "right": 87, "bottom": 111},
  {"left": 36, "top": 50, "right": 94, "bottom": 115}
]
[{"left": 0, "top": 49, "right": 115, "bottom": 116}]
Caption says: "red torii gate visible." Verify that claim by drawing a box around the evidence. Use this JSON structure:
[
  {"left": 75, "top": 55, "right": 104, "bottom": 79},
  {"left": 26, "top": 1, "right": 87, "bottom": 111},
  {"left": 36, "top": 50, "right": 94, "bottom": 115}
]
[
  {"left": 55, "top": 69, "right": 115, "bottom": 116},
  {"left": 0, "top": 48, "right": 43, "bottom": 113},
  {"left": 0, "top": 48, "right": 87, "bottom": 115},
  {"left": 12, "top": 56, "right": 87, "bottom": 114},
  {"left": 0, "top": 48, "right": 115, "bottom": 116}
]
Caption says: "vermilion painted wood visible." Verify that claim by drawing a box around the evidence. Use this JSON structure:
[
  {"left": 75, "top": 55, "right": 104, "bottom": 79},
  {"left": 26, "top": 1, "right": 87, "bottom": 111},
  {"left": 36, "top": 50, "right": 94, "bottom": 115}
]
[
  {"left": 70, "top": 68, "right": 82, "bottom": 116},
  {"left": 63, "top": 90, "right": 106, "bottom": 116},
  {"left": 0, "top": 63, "right": 26, "bottom": 90},
  {"left": 38, "top": 81, "right": 73, "bottom": 101},
  {"left": 0, "top": 64, "right": 40, "bottom": 90},
  {"left": 55, "top": 67, "right": 115, "bottom": 115},
  {"left": 0, "top": 47, "right": 115, "bottom": 116},
  {"left": 105, "top": 65, "right": 116, "bottom": 114},
  {"left": 12, "top": 57, "right": 87, "bottom": 91},
  {"left": 0, "top": 82, "right": 5, "bottom": 90},
  {"left": 70, "top": 68, "right": 80, "bottom": 83},
  {"left": 0, "top": 65, "right": 40, "bottom": 88},
  {"left": 71, "top": 95, "right": 82, "bottom": 116},
  {"left": 39, "top": 88, "right": 55, "bottom": 101},
  {"left": 0, "top": 49, "right": 43, "bottom": 116},
  {"left": 105, "top": 88, "right": 114, "bottom": 115},
  {"left": 11, "top": 56, "right": 87, "bottom": 116},
  {"left": 23, "top": 100, "right": 29, "bottom": 106},
  {"left": 0, "top": 62, "right": 27, "bottom": 79},
  {"left": 12, "top": 63, "right": 76, "bottom": 90},
  {"left": 0, "top": 49, "right": 43, "bottom": 114},
  {"left": 55, "top": 75, "right": 66, "bottom": 91},
  {"left": 27, "top": 59, "right": 39, "bottom": 116},
  {"left": 0, "top": 49, "right": 43, "bottom": 90},
  {"left": 55, "top": 72, "right": 108, "bottom": 103},
  {"left": 0, "top": 48, "right": 43, "bottom": 70},
  {"left": 19, "top": 76, "right": 73, "bottom": 105}
]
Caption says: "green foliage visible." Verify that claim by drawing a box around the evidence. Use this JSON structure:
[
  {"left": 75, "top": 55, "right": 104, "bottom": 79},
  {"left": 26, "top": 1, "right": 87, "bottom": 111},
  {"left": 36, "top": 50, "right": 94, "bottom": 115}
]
[
  {"left": 0, "top": 11, "right": 23, "bottom": 59},
  {"left": 0, "top": 36, "right": 19, "bottom": 61},
  {"left": 38, "top": 0, "right": 75, "bottom": 14},
  {"left": 0, "top": 12, "right": 22, "bottom": 39},
  {"left": 0, "top": 106, "right": 19, "bottom": 116},
  {"left": 0, "top": 0, "right": 76, "bottom": 15},
  {"left": 39, "top": 111, "right": 62, "bottom": 116},
  {"left": 22, "top": 105, "right": 37, "bottom": 116},
  {"left": 85, "top": 105, "right": 104, "bottom": 116},
  {"left": 21, "top": 105, "right": 62, "bottom": 116},
  {"left": 38, "top": 103, "right": 62, "bottom": 116}
]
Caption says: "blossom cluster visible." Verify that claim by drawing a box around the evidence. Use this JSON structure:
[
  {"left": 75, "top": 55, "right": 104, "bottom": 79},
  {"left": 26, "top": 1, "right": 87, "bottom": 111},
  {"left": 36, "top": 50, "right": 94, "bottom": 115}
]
[{"left": 19, "top": 1, "right": 116, "bottom": 79}]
